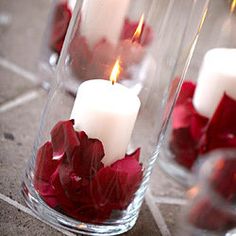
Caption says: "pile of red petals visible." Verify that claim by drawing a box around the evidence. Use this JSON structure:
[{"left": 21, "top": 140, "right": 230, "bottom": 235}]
[
  {"left": 48, "top": 11, "right": 153, "bottom": 79},
  {"left": 49, "top": 2, "right": 72, "bottom": 54},
  {"left": 170, "top": 81, "right": 236, "bottom": 169},
  {"left": 187, "top": 157, "right": 236, "bottom": 231},
  {"left": 34, "top": 120, "right": 142, "bottom": 223},
  {"left": 68, "top": 18, "right": 152, "bottom": 80},
  {"left": 188, "top": 196, "right": 236, "bottom": 232},
  {"left": 209, "top": 157, "right": 236, "bottom": 203},
  {"left": 69, "top": 37, "right": 118, "bottom": 81}
]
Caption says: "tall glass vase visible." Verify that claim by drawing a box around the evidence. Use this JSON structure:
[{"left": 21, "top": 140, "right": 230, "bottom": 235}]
[
  {"left": 178, "top": 149, "right": 236, "bottom": 235},
  {"left": 157, "top": 0, "right": 236, "bottom": 187},
  {"left": 22, "top": 0, "right": 208, "bottom": 235}
]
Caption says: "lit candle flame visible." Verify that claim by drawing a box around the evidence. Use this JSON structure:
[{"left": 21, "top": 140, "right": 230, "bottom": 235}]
[
  {"left": 132, "top": 14, "right": 144, "bottom": 43},
  {"left": 110, "top": 59, "right": 121, "bottom": 85},
  {"left": 231, "top": 0, "right": 236, "bottom": 13},
  {"left": 187, "top": 186, "right": 199, "bottom": 198}
]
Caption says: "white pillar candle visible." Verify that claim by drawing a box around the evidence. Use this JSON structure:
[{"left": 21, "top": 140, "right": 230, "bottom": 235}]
[
  {"left": 68, "top": 0, "right": 76, "bottom": 10},
  {"left": 193, "top": 48, "right": 236, "bottom": 118},
  {"left": 80, "top": 0, "right": 130, "bottom": 48},
  {"left": 70, "top": 79, "right": 140, "bottom": 166}
]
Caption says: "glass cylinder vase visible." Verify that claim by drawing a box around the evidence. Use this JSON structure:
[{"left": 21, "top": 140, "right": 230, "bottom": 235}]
[
  {"left": 23, "top": 0, "right": 209, "bottom": 235},
  {"left": 158, "top": 0, "right": 236, "bottom": 187},
  {"left": 38, "top": 0, "right": 76, "bottom": 86},
  {"left": 177, "top": 149, "right": 236, "bottom": 236}
]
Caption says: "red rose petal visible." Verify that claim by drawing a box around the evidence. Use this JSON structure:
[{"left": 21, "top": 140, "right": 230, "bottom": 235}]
[
  {"left": 35, "top": 141, "right": 58, "bottom": 181},
  {"left": 50, "top": 166, "right": 75, "bottom": 210},
  {"left": 68, "top": 204, "right": 112, "bottom": 224},
  {"left": 176, "top": 81, "right": 196, "bottom": 105},
  {"left": 49, "top": 2, "right": 72, "bottom": 53},
  {"left": 190, "top": 113, "right": 208, "bottom": 141},
  {"left": 69, "top": 35, "right": 91, "bottom": 80},
  {"left": 171, "top": 81, "right": 208, "bottom": 169},
  {"left": 57, "top": 155, "right": 91, "bottom": 204},
  {"left": 90, "top": 167, "right": 122, "bottom": 209},
  {"left": 91, "top": 149, "right": 142, "bottom": 210},
  {"left": 170, "top": 128, "right": 198, "bottom": 169},
  {"left": 72, "top": 131, "right": 104, "bottom": 178},
  {"left": 172, "top": 102, "right": 208, "bottom": 140},
  {"left": 125, "top": 148, "right": 141, "bottom": 161},
  {"left": 172, "top": 101, "right": 195, "bottom": 129},
  {"left": 209, "top": 158, "right": 236, "bottom": 203},
  {"left": 50, "top": 120, "right": 79, "bottom": 159},
  {"left": 172, "top": 81, "right": 208, "bottom": 136},
  {"left": 204, "top": 94, "right": 236, "bottom": 152},
  {"left": 111, "top": 152, "right": 143, "bottom": 208},
  {"left": 188, "top": 197, "right": 236, "bottom": 231},
  {"left": 118, "top": 40, "right": 145, "bottom": 67},
  {"left": 34, "top": 179, "right": 58, "bottom": 208},
  {"left": 87, "top": 39, "right": 117, "bottom": 79}
]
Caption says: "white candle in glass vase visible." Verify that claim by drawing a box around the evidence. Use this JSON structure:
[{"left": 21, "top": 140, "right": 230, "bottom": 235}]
[
  {"left": 80, "top": 0, "right": 130, "bottom": 48},
  {"left": 70, "top": 61, "right": 140, "bottom": 166},
  {"left": 193, "top": 48, "right": 236, "bottom": 118}
]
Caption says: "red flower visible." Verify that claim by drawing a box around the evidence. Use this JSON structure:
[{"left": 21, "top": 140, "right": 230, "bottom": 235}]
[
  {"left": 49, "top": 2, "right": 72, "bottom": 53},
  {"left": 34, "top": 120, "right": 142, "bottom": 223}
]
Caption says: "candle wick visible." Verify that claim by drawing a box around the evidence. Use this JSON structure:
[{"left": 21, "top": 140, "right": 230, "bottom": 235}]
[{"left": 112, "top": 80, "right": 115, "bottom": 85}]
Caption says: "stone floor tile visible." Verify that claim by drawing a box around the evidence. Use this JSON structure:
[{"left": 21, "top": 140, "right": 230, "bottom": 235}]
[
  {"left": 0, "top": 91, "right": 75, "bottom": 204},
  {"left": 0, "top": 0, "right": 50, "bottom": 72},
  {"left": 0, "top": 92, "right": 47, "bottom": 204},
  {"left": 0, "top": 199, "right": 64, "bottom": 236},
  {"left": 149, "top": 163, "right": 186, "bottom": 199},
  {"left": 157, "top": 203, "right": 182, "bottom": 236},
  {"left": 0, "top": 66, "right": 36, "bottom": 104}
]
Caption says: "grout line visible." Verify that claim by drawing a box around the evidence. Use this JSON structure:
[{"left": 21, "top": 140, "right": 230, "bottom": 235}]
[
  {"left": 0, "top": 90, "right": 40, "bottom": 113},
  {"left": 153, "top": 196, "right": 187, "bottom": 206},
  {"left": 145, "top": 191, "right": 172, "bottom": 236},
  {"left": 0, "top": 193, "right": 76, "bottom": 236},
  {"left": 0, "top": 56, "right": 38, "bottom": 83}
]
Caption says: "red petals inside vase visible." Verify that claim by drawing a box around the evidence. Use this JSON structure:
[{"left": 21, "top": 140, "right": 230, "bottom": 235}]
[
  {"left": 187, "top": 156, "right": 236, "bottom": 232},
  {"left": 34, "top": 120, "right": 143, "bottom": 223},
  {"left": 170, "top": 81, "right": 236, "bottom": 169},
  {"left": 48, "top": 3, "right": 153, "bottom": 81},
  {"left": 49, "top": 2, "right": 72, "bottom": 54}
]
